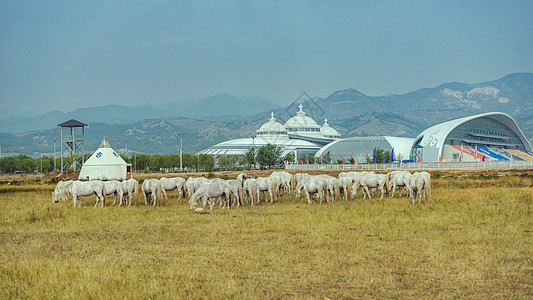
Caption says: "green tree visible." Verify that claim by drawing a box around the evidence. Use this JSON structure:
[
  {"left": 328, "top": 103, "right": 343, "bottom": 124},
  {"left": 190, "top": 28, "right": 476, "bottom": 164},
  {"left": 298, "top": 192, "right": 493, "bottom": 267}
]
[
  {"left": 244, "top": 148, "right": 256, "bottom": 170},
  {"left": 256, "top": 144, "right": 282, "bottom": 169},
  {"left": 0, "top": 156, "right": 17, "bottom": 174},
  {"left": 322, "top": 151, "right": 332, "bottom": 164},
  {"left": 348, "top": 157, "right": 355, "bottom": 164},
  {"left": 284, "top": 151, "right": 295, "bottom": 163}
]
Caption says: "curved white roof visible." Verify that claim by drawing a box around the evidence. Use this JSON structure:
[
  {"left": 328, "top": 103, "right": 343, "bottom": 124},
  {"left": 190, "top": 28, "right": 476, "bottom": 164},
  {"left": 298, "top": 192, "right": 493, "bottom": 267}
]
[
  {"left": 413, "top": 112, "right": 532, "bottom": 162},
  {"left": 198, "top": 134, "right": 321, "bottom": 157},
  {"left": 284, "top": 104, "right": 321, "bottom": 129},
  {"left": 315, "top": 136, "right": 414, "bottom": 161},
  {"left": 256, "top": 112, "right": 287, "bottom": 135},
  {"left": 320, "top": 118, "right": 340, "bottom": 138}
]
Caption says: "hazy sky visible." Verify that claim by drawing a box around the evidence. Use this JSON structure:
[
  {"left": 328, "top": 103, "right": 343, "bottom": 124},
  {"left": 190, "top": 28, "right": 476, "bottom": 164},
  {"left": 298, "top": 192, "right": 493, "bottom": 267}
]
[{"left": 1, "top": 0, "right": 532, "bottom": 118}]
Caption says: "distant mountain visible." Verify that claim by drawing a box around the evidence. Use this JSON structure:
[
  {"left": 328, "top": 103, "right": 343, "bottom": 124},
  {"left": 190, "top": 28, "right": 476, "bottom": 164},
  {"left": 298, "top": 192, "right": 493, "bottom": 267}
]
[
  {"left": 1, "top": 73, "right": 532, "bottom": 156},
  {"left": 0, "top": 94, "right": 279, "bottom": 133}
]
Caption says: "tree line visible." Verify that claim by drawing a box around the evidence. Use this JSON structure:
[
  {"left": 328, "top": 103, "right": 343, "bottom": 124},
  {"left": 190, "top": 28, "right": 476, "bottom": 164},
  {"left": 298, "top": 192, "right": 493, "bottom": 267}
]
[{"left": 0, "top": 145, "right": 393, "bottom": 174}]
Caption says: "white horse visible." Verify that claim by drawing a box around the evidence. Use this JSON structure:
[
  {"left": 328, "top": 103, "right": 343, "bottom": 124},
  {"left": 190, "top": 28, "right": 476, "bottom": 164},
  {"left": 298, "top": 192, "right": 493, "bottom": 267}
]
[
  {"left": 52, "top": 180, "right": 74, "bottom": 203},
  {"left": 359, "top": 173, "right": 390, "bottom": 200},
  {"left": 226, "top": 179, "right": 244, "bottom": 207},
  {"left": 349, "top": 171, "right": 374, "bottom": 199},
  {"left": 409, "top": 172, "right": 431, "bottom": 204},
  {"left": 270, "top": 171, "right": 293, "bottom": 194},
  {"left": 142, "top": 179, "right": 162, "bottom": 206},
  {"left": 337, "top": 176, "right": 353, "bottom": 201},
  {"left": 159, "top": 177, "right": 187, "bottom": 200},
  {"left": 294, "top": 173, "right": 310, "bottom": 195},
  {"left": 104, "top": 180, "right": 124, "bottom": 206},
  {"left": 388, "top": 171, "right": 412, "bottom": 198},
  {"left": 236, "top": 173, "right": 248, "bottom": 187},
  {"left": 69, "top": 180, "right": 107, "bottom": 208},
  {"left": 243, "top": 178, "right": 258, "bottom": 206},
  {"left": 295, "top": 173, "right": 312, "bottom": 198},
  {"left": 121, "top": 179, "right": 139, "bottom": 206},
  {"left": 304, "top": 177, "right": 328, "bottom": 204},
  {"left": 189, "top": 181, "right": 231, "bottom": 210},
  {"left": 256, "top": 177, "right": 277, "bottom": 203},
  {"left": 186, "top": 177, "right": 208, "bottom": 198}
]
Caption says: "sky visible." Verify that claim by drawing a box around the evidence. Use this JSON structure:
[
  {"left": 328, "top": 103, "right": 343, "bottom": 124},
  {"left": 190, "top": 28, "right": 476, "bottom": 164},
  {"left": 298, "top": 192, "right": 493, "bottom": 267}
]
[{"left": 1, "top": 0, "right": 533, "bottom": 119}]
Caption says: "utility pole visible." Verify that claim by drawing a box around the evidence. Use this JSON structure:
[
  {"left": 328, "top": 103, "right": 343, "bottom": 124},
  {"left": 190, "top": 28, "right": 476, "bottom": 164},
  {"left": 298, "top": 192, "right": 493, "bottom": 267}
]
[
  {"left": 124, "top": 139, "right": 128, "bottom": 157},
  {"left": 178, "top": 133, "right": 183, "bottom": 172},
  {"left": 53, "top": 138, "right": 57, "bottom": 170}
]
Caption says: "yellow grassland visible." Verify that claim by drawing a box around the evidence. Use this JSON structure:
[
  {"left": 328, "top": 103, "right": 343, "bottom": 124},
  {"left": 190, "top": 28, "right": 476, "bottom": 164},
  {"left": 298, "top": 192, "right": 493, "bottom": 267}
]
[{"left": 0, "top": 174, "right": 531, "bottom": 298}]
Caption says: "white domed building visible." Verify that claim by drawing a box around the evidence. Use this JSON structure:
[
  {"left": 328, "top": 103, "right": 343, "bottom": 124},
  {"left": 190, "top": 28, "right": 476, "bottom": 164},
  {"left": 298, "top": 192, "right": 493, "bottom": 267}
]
[{"left": 199, "top": 106, "right": 341, "bottom": 159}]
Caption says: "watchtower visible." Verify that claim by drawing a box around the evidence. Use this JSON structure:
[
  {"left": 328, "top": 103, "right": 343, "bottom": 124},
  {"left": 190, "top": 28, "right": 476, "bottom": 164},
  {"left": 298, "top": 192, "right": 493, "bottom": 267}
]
[{"left": 58, "top": 119, "right": 88, "bottom": 171}]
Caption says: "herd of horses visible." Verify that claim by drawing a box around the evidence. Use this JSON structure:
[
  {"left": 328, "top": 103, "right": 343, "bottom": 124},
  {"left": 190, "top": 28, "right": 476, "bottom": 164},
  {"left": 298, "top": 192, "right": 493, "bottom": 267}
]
[{"left": 51, "top": 170, "right": 431, "bottom": 209}]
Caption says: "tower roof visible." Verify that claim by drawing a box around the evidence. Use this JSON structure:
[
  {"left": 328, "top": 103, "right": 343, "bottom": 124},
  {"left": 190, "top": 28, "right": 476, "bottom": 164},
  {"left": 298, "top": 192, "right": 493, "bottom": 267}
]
[{"left": 57, "top": 119, "right": 88, "bottom": 127}]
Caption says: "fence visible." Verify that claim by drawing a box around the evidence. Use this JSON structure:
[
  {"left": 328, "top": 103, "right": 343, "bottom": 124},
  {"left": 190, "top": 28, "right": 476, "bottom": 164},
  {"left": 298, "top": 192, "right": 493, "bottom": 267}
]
[{"left": 285, "top": 161, "right": 533, "bottom": 171}]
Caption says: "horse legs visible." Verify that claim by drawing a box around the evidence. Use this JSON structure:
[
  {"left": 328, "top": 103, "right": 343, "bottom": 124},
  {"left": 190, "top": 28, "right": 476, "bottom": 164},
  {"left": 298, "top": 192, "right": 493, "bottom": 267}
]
[
  {"left": 305, "top": 191, "right": 312, "bottom": 204},
  {"left": 363, "top": 186, "right": 371, "bottom": 200},
  {"left": 162, "top": 189, "right": 168, "bottom": 201}
]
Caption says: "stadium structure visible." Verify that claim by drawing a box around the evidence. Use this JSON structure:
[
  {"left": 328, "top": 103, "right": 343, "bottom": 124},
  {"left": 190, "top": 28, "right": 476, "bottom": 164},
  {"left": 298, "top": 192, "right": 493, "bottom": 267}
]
[{"left": 315, "top": 112, "right": 533, "bottom": 163}]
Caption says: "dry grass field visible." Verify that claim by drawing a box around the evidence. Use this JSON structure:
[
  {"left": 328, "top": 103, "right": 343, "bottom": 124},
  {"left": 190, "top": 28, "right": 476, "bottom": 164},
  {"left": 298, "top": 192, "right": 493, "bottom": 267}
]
[{"left": 0, "top": 172, "right": 532, "bottom": 299}]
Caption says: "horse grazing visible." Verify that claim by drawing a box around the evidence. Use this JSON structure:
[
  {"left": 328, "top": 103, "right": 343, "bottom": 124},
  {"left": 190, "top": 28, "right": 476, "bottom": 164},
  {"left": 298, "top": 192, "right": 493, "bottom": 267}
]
[
  {"left": 337, "top": 176, "right": 352, "bottom": 201},
  {"left": 226, "top": 179, "right": 244, "bottom": 207},
  {"left": 387, "top": 171, "right": 412, "bottom": 198},
  {"left": 68, "top": 180, "right": 107, "bottom": 208},
  {"left": 189, "top": 181, "right": 231, "bottom": 210},
  {"left": 121, "top": 179, "right": 139, "bottom": 206},
  {"left": 142, "top": 179, "right": 162, "bottom": 206},
  {"left": 256, "top": 177, "right": 277, "bottom": 203},
  {"left": 270, "top": 171, "right": 293, "bottom": 194},
  {"left": 409, "top": 172, "right": 431, "bottom": 204},
  {"left": 159, "top": 177, "right": 187, "bottom": 200},
  {"left": 294, "top": 173, "right": 311, "bottom": 198},
  {"left": 304, "top": 177, "right": 328, "bottom": 204},
  {"left": 104, "top": 180, "right": 124, "bottom": 206},
  {"left": 186, "top": 177, "right": 208, "bottom": 198},
  {"left": 52, "top": 180, "right": 74, "bottom": 203},
  {"left": 243, "top": 178, "right": 258, "bottom": 206},
  {"left": 359, "top": 173, "right": 389, "bottom": 200}
]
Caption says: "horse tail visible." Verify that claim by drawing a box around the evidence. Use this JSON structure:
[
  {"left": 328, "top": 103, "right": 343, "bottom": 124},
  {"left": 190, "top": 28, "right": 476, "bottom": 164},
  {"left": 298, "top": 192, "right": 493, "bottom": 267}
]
[
  {"left": 290, "top": 176, "right": 295, "bottom": 193},
  {"left": 157, "top": 184, "right": 162, "bottom": 206},
  {"left": 182, "top": 184, "right": 187, "bottom": 199},
  {"left": 384, "top": 180, "right": 390, "bottom": 198},
  {"left": 346, "top": 181, "right": 352, "bottom": 201},
  {"left": 424, "top": 176, "right": 431, "bottom": 203},
  {"left": 324, "top": 184, "right": 328, "bottom": 203},
  {"left": 133, "top": 181, "right": 139, "bottom": 206},
  {"left": 102, "top": 182, "right": 107, "bottom": 207},
  {"left": 238, "top": 186, "right": 244, "bottom": 207},
  {"left": 334, "top": 184, "right": 339, "bottom": 202},
  {"left": 271, "top": 182, "right": 277, "bottom": 203}
]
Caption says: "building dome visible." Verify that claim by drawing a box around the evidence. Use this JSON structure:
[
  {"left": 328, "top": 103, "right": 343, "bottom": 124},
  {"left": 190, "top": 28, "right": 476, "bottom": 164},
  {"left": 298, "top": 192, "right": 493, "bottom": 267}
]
[
  {"left": 320, "top": 118, "right": 341, "bottom": 138},
  {"left": 256, "top": 112, "right": 288, "bottom": 136},
  {"left": 284, "top": 104, "right": 321, "bottom": 133}
]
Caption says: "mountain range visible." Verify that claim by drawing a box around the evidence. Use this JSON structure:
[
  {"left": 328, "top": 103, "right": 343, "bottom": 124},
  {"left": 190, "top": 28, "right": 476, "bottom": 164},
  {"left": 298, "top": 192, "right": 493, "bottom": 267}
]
[{"left": 1, "top": 73, "right": 532, "bottom": 157}]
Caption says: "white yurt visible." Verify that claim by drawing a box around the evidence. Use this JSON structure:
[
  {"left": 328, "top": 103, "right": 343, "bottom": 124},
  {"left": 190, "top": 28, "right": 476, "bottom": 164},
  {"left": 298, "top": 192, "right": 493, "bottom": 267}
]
[{"left": 79, "top": 137, "right": 131, "bottom": 180}]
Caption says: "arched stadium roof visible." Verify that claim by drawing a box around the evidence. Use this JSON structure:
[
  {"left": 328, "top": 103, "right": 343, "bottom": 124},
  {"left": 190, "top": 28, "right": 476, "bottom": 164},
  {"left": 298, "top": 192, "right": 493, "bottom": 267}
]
[
  {"left": 412, "top": 112, "right": 532, "bottom": 162},
  {"left": 314, "top": 136, "right": 415, "bottom": 162}
]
